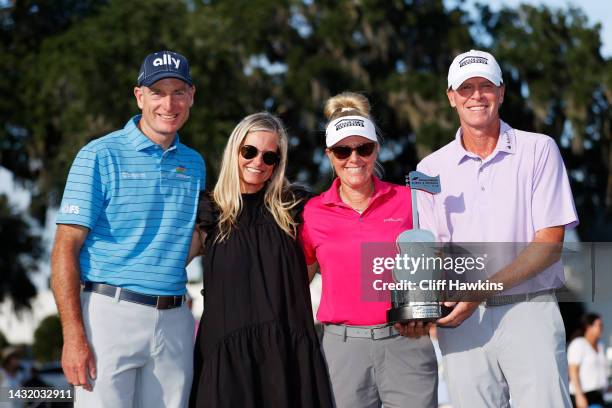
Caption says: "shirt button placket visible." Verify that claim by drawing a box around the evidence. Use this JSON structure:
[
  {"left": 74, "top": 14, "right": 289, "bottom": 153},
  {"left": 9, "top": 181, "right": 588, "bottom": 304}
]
[
  {"left": 155, "top": 147, "right": 165, "bottom": 190},
  {"left": 479, "top": 162, "right": 489, "bottom": 205},
  {"left": 476, "top": 159, "right": 485, "bottom": 192}
]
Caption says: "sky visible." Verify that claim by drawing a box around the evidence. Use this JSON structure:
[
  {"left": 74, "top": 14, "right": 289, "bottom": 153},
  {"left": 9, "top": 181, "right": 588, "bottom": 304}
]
[{"left": 446, "top": 0, "right": 612, "bottom": 57}]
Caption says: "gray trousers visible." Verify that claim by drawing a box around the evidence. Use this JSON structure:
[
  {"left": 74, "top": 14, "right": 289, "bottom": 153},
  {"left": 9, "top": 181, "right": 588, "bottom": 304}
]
[
  {"left": 438, "top": 298, "right": 571, "bottom": 408},
  {"left": 75, "top": 291, "right": 194, "bottom": 408},
  {"left": 321, "top": 326, "right": 438, "bottom": 408}
]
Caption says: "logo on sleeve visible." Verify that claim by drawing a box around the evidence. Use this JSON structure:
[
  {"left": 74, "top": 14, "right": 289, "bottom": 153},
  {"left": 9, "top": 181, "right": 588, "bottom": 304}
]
[{"left": 61, "top": 204, "right": 80, "bottom": 215}]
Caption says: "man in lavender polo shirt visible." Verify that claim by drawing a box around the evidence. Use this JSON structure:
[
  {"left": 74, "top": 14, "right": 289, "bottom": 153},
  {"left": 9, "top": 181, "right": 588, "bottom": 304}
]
[{"left": 416, "top": 50, "right": 578, "bottom": 407}]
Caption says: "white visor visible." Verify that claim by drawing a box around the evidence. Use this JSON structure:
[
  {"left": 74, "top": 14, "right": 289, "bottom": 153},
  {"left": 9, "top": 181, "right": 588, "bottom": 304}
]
[{"left": 325, "top": 115, "right": 378, "bottom": 147}]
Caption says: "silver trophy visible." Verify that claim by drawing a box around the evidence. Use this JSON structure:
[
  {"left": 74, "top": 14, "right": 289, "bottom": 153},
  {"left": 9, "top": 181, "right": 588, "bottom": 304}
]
[{"left": 386, "top": 171, "right": 449, "bottom": 323}]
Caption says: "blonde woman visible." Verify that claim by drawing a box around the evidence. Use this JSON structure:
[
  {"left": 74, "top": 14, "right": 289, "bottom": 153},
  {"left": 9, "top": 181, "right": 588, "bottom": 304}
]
[
  {"left": 300, "top": 93, "right": 438, "bottom": 407},
  {"left": 189, "top": 112, "right": 333, "bottom": 408}
]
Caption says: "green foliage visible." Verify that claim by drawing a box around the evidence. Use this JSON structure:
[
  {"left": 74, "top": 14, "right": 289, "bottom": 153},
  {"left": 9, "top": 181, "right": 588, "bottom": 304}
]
[
  {"left": 477, "top": 3, "right": 612, "bottom": 238},
  {"left": 0, "top": 0, "right": 610, "bottom": 246},
  {"left": 32, "top": 315, "right": 63, "bottom": 363},
  {"left": 0, "top": 194, "right": 39, "bottom": 310},
  {"left": 0, "top": 0, "right": 106, "bottom": 185}
]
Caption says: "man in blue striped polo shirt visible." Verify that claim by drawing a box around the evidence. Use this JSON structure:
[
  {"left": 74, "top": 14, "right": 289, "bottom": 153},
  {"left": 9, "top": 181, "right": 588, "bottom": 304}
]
[{"left": 51, "top": 50, "right": 205, "bottom": 408}]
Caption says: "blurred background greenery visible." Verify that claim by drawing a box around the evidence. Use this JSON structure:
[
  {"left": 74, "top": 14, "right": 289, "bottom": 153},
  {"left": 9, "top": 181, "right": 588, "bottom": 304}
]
[{"left": 0, "top": 0, "right": 611, "bottom": 313}]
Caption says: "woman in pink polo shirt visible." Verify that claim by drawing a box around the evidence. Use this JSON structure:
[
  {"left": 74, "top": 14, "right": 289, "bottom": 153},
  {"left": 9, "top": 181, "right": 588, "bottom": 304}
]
[{"left": 300, "top": 92, "right": 438, "bottom": 407}]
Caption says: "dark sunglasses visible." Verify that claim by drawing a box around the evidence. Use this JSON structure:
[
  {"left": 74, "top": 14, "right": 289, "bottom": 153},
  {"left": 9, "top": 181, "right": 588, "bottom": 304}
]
[
  {"left": 329, "top": 142, "right": 376, "bottom": 160},
  {"left": 240, "top": 145, "right": 281, "bottom": 166}
]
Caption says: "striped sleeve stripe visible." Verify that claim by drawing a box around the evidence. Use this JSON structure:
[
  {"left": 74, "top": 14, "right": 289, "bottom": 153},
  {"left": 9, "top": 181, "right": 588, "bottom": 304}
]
[
  {"left": 85, "top": 272, "right": 187, "bottom": 285},
  {"left": 84, "top": 250, "right": 187, "bottom": 262},
  {"left": 82, "top": 259, "right": 186, "bottom": 273}
]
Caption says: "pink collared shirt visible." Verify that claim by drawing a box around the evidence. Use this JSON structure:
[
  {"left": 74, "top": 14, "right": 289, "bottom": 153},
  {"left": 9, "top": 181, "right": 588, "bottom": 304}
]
[
  {"left": 417, "top": 120, "right": 578, "bottom": 294},
  {"left": 300, "top": 177, "right": 413, "bottom": 325}
]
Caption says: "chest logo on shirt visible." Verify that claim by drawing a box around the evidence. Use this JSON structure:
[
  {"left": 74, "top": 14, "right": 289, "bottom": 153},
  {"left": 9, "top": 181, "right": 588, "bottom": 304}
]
[
  {"left": 384, "top": 218, "right": 403, "bottom": 223},
  {"left": 121, "top": 171, "right": 146, "bottom": 179},
  {"left": 174, "top": 166, "right": 191, "bottom": 180}
]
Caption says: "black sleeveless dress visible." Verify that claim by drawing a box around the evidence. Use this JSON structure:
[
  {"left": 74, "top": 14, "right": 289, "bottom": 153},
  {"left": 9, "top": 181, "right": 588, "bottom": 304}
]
[{"left": 189, "top": 190, "right": 333, "bottom": 408}]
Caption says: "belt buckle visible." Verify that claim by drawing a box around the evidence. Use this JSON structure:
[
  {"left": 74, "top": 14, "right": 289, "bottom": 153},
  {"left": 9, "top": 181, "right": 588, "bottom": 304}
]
[
  {"left": 371, "top": 326, "right": 391, "bottom": 340},
  {"left": 156, "top": 296, "right": 172, "bottom": 309},
  {"left": 486, "top": 295, "right": 504, "bottom": 307},
  {"left": 526, "top": 291, "right": 543, "bottom": 301},
  {"left": 486, "top": 292, "right": 529, "bottom": 307}
]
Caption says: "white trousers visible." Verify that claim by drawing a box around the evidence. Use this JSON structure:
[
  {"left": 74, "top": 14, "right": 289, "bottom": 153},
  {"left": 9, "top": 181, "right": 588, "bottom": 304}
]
[
  {"left": 74, "top": 291, "right": 194, "bottom": 408},
  {"left": 438, "top": 298, "right": 571, "bottom": 408}
]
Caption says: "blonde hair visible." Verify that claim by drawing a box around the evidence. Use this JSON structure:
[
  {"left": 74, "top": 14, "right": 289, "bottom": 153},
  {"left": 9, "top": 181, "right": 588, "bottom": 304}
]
[
  {"left": 213, "top": 112, "right": 299, "bottom": 242},
  {"left": 323, "top": 92, "right": 383, "bottom": 176},
  {"left": 324, "top": 92, "right": 372, "bottom": 121}
]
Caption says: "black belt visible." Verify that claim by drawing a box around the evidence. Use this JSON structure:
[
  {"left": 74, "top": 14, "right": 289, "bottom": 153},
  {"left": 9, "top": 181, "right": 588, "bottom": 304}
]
[
  {"left": 82, "top": 282, "right": 184, "bottom": 310},
  {"left": 485, "top": 289, "right": 556, "bottom": 307}
]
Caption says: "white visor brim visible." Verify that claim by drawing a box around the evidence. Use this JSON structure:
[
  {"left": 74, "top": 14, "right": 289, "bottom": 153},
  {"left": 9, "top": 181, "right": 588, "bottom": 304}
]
[{"left": 325, "top": 115, "right": 377, "bottom": 147}]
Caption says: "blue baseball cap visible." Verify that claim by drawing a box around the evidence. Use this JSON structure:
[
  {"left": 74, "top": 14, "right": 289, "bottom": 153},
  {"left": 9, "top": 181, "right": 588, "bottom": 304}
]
[{"left": 137, "top": 51, "right": 193, "bottom": 87}]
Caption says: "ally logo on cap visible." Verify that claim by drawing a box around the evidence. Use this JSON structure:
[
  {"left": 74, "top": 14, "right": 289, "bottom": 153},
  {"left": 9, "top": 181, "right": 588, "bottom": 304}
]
[{"left": 153, "top": 53, "right": 182, "bottom": 69}]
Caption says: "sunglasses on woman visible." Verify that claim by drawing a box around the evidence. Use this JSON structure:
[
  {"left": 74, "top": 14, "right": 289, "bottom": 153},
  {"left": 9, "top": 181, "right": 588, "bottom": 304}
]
[
  {"left": 240, "top": 145, "right": 281, "bottom": 166},
  {"left": 329, "top": 142, "right": 376, "bottom": 160}
]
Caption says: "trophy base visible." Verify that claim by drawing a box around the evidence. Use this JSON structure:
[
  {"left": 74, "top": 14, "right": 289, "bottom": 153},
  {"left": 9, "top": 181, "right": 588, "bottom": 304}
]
[{"left": 387, "top": 304, "right": 450, "bottom": 323}]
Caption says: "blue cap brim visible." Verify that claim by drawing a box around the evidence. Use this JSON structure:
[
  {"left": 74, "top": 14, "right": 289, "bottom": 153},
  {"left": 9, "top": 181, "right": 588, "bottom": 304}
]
[{"left": 138, "top": 72, "right": 193, "bottom": 87}]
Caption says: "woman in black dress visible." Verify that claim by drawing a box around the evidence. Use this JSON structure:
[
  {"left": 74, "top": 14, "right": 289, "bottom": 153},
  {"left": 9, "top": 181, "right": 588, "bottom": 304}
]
[{"left": 189, "top": 112, "right": 333, "bottom": 408}]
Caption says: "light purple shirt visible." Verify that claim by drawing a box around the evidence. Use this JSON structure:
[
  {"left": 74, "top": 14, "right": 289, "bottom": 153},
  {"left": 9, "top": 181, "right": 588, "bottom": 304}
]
[{"left": 417, "top": 120, "right": 578, "bottom": 294}]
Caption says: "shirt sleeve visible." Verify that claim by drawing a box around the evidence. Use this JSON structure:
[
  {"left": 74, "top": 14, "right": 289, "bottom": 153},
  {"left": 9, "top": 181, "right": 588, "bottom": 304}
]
[
  {"left": 196, "top": 193, "right": 218, "bottom": 234},
  {"left": 567, "top": 338, "right": 585, "bottom": 365},
  {"left": 200, "top": 155, "right": 206, "bottom": 192},
  {"left": 298, "top": 210, "right": 317, "bottom": 265},
  {"left": 56, "top": 145, "right": 108, "bottom": 229},
  {"left": 532, "top": 137, "right": 578, "bottom": 231}
]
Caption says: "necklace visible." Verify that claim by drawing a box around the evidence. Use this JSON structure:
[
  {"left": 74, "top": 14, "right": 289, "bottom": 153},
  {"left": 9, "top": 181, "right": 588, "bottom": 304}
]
[{"left": 339, "top": 183, "right": 374, "bottom": 213}]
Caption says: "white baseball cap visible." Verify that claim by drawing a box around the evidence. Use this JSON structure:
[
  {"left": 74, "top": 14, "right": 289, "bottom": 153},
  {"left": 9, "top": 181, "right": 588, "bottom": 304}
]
[
  {"left": 325, "top": 115, "right": 378, "bottom": 147},
  {"left": 447, "top": 49, "right": 503, "bottom": 90}
]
